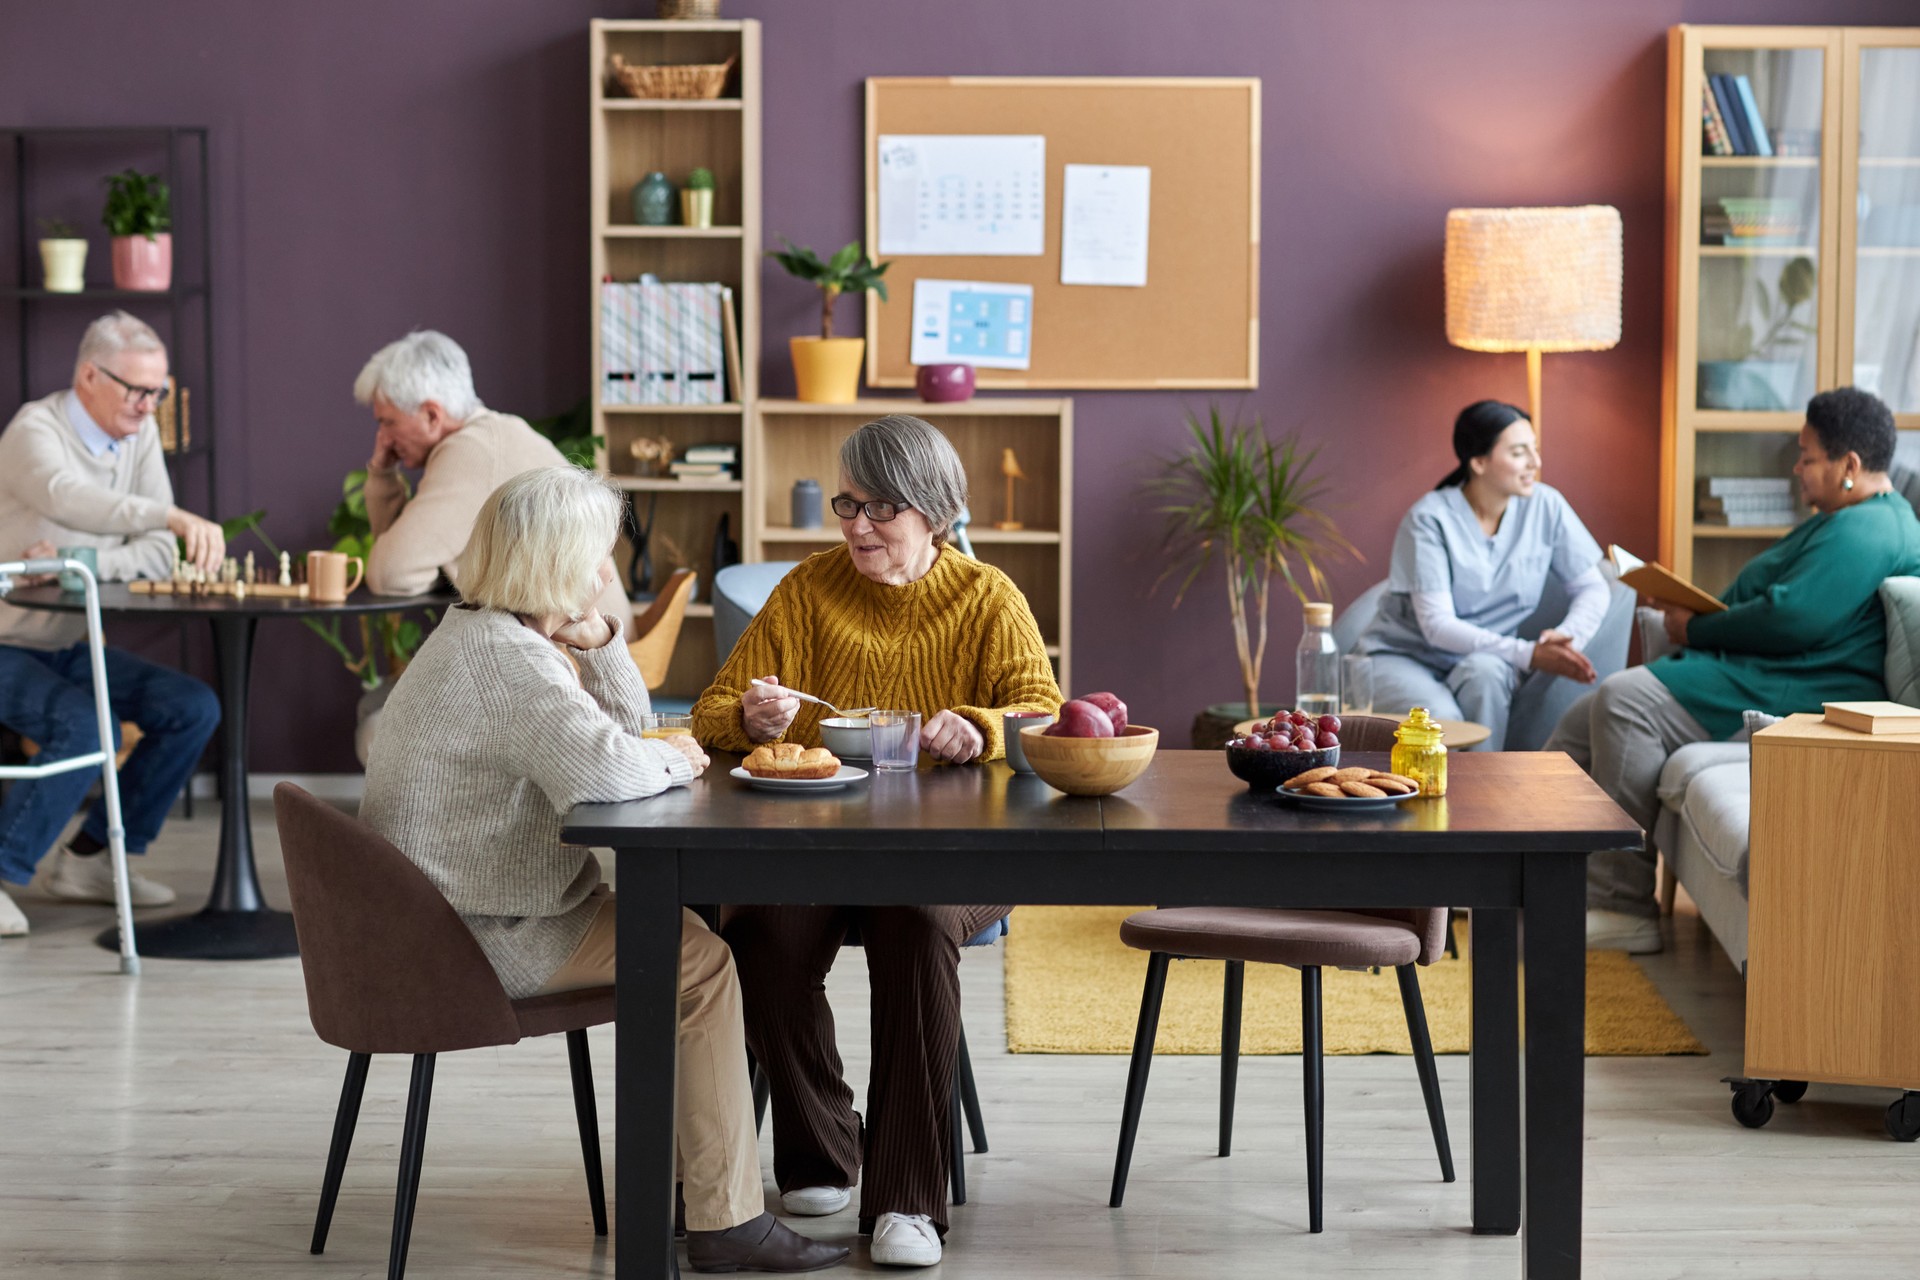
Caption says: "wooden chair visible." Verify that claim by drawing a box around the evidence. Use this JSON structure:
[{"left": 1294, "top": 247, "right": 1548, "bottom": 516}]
[
  {"left": 273, "top": 783, "right": 611, "bottom": 1280},
  {"left": 627, "top": 568, "right": 698, "bottom": 689}
]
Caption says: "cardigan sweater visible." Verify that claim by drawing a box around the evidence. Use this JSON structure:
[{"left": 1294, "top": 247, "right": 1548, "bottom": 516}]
[
  {"left": 359, "top": 605, "right": 694, "bottom": 997},
  {"left": 691, "top": 544, "right": 1061, "bottom": 761}
]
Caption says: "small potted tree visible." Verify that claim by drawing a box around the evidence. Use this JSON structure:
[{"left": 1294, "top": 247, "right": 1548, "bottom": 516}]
[
  {"left": 37, "top": 216, "right": 87, "bottom": 293},
  {"left": 681, "top": 167, "right": 716, "bottom": 229},
  {"left": 767, "top": 237, "right": 890, "bottom": 403},
  {"left": 103, "top": 169, "right": 171, "bottom": 291}
]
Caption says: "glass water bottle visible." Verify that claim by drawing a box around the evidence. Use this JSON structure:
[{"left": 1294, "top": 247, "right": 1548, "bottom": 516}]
[{"left": 1294, "top": 602, "right": 1340, "bottom": 720}]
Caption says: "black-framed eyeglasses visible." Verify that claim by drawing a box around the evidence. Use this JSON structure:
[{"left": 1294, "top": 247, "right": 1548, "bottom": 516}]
[
  {"left": 831, "top": 495, "right": 911, "bottom": 522},
  {"left": 95, "top": 364, "right": 170, "bottom": 407}
]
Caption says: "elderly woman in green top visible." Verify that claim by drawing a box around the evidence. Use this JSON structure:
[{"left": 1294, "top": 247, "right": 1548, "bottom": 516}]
[{"left": 1550, "top": 387, "right": 1920, "bottom": 955}]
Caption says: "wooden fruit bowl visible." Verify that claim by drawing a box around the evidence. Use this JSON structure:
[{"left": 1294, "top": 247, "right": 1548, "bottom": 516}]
[{"left": 1017, "top": 724, "right": 1159, "bottom": 796}]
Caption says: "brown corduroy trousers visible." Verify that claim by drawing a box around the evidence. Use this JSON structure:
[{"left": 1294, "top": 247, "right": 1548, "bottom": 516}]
[{"left": 721, "top": 903, "right": 1010, "bottom": 1234}]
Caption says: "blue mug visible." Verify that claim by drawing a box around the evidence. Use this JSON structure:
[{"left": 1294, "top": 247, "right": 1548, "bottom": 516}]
[{"left": 57, "top": 545, "right": 98, "bottom": 594}]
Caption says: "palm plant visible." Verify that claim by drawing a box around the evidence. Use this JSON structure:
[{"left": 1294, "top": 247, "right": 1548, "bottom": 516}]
[
  {"left": 1150, "top": 406, "right": 1353, "bottom": 718},
  {"left": 765, "top": 238, "right": 890, "bottom": 339}
]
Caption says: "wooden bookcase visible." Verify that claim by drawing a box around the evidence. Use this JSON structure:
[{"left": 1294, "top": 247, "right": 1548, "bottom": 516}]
[
  {"left": 588, "top": 19, "right": 760, "bottom": 697},
  {"left": 1664, "top": 25, "right": 1920, "bottom": 596},
  {"left": 748, "top": 398, "right": 1075, "bottom": 694}
]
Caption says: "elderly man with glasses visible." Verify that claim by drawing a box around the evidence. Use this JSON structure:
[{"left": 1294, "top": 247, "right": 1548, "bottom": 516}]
[{"left": 0, "top": 310, "right": 224, "bottom": 937}]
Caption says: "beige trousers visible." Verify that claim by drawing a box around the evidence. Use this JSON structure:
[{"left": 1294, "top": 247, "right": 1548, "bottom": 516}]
[{"left": 539, "top": 895, "right": 763, "bottom": 1230}]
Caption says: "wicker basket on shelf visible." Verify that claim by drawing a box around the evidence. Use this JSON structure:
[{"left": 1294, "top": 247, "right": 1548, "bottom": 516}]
[
  {"left": 607, "top": 53, "right": 735, "bottom": 101},
  {"left": 657, "top": 0, "right": 721, "bottom": 17}
]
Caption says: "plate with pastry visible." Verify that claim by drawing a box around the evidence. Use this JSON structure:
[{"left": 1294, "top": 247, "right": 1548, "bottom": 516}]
[
  {"left": 731, "top": 742, "right": 868, "bottom": 793},
  {"left": 1273, "top": 766, "right": 1424, "bottom": 812}
]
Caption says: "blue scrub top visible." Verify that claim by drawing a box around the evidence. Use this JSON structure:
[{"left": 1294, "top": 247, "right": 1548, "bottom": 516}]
[{"left": 1357, "top": 482, "right": 1602, "bottom": 673}]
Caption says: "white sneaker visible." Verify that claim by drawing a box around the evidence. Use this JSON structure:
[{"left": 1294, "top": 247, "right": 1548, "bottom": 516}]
[
  {"left": 0, "top": 887, "right": 27, "bottom": 937},
  {"left": 42, "top": 847, "right": 177, "bottom": 908},
  {"left": 1586, "top": 908, "right": 1662, "bottom": 954},
  {"left": 870, "top": 1212, "right": 941, "bottom": 1268},
  {"left": 780, "top": 1185, "right": 852, "bottom": 1216}
]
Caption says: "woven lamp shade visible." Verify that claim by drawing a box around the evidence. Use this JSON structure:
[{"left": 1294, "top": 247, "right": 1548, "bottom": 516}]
[{"left": 1444, "top": 206, "right": 1622, "bottom": 353}]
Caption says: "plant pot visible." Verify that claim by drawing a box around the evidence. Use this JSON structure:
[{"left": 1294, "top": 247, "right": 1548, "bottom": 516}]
[
  {"left": 354, "top": 679, "right": 396, "bottom": 769},
  {"left": 111, "top": 233, "right": 171, "bottom": 291},
  {"left": 789, "top": 336, "right": 865, "bottom": 403},
  {"left": 680, "top": 188, "right": 714, "bottom": 229},
  {"left": 1697, "top": 359, "right": 1801, "bottom": 412},
  {"left": 1191, "top": 701, "right": 1263, "bottom": 750},
  {"left": 39, "top": 239, "right": 88, "bottom": 292}
]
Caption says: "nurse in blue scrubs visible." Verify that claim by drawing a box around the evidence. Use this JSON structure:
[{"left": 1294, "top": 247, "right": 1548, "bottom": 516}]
[{"left": 1356, "top": 400, "right": 1610, "bottom": 750}]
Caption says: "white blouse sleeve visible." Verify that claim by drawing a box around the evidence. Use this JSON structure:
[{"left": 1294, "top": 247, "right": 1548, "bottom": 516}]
[{"left": 1411, "top": 591, "right": 1535, "bottom": 672}]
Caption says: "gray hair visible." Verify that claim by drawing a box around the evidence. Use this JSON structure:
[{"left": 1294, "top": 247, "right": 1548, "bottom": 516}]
[
  {"left": 839, "top": 414, "right": 968, "bottom": 543},
  {"left": 74, "top": 310, "right": 165, "bottom": 380},
  {"left": 353, "top": 330, "right": 482, "bottom": 419},
  {"left": 456, "top": 467, "right": 623, "bottom": 619}
]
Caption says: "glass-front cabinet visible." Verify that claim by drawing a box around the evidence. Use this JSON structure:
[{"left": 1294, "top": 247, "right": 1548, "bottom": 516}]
[{"left": 1665, "top": 26, "right": 1920, "bottom": 594}]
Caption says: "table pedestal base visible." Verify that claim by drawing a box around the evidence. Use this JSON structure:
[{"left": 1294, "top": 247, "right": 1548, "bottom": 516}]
[{"left": 97, "top": 907, "right": 299, "bottom": 960}]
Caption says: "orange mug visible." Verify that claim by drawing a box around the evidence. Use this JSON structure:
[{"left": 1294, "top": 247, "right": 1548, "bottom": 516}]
[{"left": 306, "top": 551, "right": 365, "bottom": 604}]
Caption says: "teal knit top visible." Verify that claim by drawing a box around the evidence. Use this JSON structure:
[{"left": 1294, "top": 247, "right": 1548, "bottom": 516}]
[{"left": 1650, "top": 490, "right": 1920, "bottom": 740}]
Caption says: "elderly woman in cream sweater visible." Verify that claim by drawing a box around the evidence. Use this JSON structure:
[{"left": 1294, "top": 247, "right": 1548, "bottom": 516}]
[{"left": 360, "top": 467, "right": 846, "bottom": 1275}]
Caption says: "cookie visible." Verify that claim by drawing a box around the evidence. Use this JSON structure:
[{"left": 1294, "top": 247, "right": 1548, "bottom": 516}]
[
  {"left": 1367, "top": 776, "right": 1416, "bottom": 795},
  {"left": 1331, "top": 767, "right": 1375, "bottom": 783},
  {"left": 1284, "top": 767, "right": 1339, "bottom": 790},
  {"left": 1372, "top": 772, "right": 1420, "bottom": 790},
  {"left": 1339, "top": 780, "right": 1387, "bottom": 798},
  {"left": 1304, "top": 782, "right": 1346, "bottom": 798}
]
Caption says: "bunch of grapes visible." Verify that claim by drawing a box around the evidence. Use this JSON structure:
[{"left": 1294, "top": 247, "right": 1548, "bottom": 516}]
[{"left": 1225, "top": 710, "right": 1341, "bottom": 752}]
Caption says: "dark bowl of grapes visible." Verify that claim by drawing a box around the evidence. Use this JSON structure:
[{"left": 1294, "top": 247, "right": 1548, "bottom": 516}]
[{"left": 1223, "top": 711, "right": 1342, "bottom": 790}]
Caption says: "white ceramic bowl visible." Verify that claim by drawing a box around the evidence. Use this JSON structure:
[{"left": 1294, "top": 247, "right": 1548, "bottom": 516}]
[{"left": 819, "top": 716, "right": 872, "bottom": 760}]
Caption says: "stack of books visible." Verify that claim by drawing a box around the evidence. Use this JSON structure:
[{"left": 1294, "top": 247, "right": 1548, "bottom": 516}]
[
  {"left": 670, "top": 443, "right": 738, "bottom": 482},
  {"left": 1701, "top": 73, "right": 1773, "bottom": 157},
  {"left": 1696, "top": 476, "right": 1797, "bottom": 527},
  {"left": 601, "top": 281, "right": 733, "bottom": 406}
]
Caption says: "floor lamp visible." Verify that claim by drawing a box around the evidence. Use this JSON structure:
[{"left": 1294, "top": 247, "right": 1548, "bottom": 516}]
[{"left": 1443, "top": 206, "right": 1623, "bottom": 446}]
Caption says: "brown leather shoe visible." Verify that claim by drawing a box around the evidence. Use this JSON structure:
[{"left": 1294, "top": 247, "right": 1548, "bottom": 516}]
[{"left": 686, "top": 1212, "right": 850, "bottom": 1274}]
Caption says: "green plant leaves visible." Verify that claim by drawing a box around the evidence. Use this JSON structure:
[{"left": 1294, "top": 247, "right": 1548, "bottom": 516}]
[
  {"left": 767, "top": 237, "right": 893, "bottom": 338},
  {"left": 102, "top": 169, "right": 170, "bottom": 240}
]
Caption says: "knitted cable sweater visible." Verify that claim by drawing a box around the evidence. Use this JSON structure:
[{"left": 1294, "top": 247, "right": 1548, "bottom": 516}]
[
  {"left": 691, "top": 545, "right": 1061, "bottom": 760},
  {"left": 360, "top": 605, "right": 694, "bottom": 997}
]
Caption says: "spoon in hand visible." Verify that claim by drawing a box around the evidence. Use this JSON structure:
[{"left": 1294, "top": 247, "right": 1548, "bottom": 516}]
[{"left": 750, "top": 677, "right": 877, "bottom": 720}]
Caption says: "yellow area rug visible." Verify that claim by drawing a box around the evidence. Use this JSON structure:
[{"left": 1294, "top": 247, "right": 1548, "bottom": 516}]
[{"left": 1003, "top": 906, "right": 1705, "bottom": 1056}]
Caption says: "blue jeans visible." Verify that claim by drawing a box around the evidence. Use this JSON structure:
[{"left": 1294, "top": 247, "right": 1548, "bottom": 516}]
[{"left": 0, "top": 642, "right": 219, "bottom": 885}]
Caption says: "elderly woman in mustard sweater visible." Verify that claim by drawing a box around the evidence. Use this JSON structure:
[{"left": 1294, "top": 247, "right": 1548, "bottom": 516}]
[{"left": 693, "top": 413, "right": 1060, "bottom": 1268}]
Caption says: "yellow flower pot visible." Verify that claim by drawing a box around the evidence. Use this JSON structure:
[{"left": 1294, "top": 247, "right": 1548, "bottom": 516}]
[
  {"left": 789, "top": 336, "right": 865, "bottom": 403},
  {"left": 680, "top": 188, "right": 714, "bottom": 229}
]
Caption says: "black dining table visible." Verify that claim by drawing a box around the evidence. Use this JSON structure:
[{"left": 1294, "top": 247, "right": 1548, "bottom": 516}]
[
  {"left": 9, "top": 581, "right": 451, "bottom": 960},
  {"left": 563, "top": 748, "right": 1642, "bottom": 1280}
]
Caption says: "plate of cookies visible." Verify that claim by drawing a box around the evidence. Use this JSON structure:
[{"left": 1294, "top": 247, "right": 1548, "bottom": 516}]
[
  {"left": 1275, "top": 766, "right": 1422, "bottom": 811},
  {"left": 731, "top": 743, "right": 868, "bottom": 793}
]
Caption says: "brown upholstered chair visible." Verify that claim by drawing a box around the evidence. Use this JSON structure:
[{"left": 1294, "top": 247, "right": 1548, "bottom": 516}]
[
  {"left": 1107, "top": 715, "right": 1454, "bottom": 1234},
  {"left": 628, "top": 567, "right": 699, "bottom": 689},
  {"left": 273, "top": 783, "right": 613, "bottom": 1280}
]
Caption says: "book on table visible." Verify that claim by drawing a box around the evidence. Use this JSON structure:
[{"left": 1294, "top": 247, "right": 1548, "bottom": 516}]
[
  {"left": 1607, "top": 545, "right": 1727, "bottom": 614},
  {"left": 1821, "top": 701, "right": 1920, "bottom": 735}
]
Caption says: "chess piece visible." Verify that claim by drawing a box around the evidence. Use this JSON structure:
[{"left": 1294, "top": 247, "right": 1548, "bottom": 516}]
[
  {"left": 278, "top": 551, "right": 292, "bottom": 587},
  {"left": 995, "top": 447, "right": 1026, "bottom": 531},
  {"left": 244, "top": 551, "right": 255, "bottom": 585}
]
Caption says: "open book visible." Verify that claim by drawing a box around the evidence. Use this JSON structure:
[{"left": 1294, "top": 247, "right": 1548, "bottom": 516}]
[{"left": 1608, "top": 546, "right": 1727, "bottom": 614}]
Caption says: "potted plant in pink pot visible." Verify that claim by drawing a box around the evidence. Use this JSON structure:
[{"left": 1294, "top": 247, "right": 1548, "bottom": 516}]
[{"left": 103, "top": 169, "right": 171, "bottom": 291}]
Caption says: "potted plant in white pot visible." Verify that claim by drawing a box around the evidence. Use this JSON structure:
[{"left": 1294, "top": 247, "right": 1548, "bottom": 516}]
[
  {"left": 37, "top": 216, "right": 88, "bottom": 293},
  {"left": 103, "top": 168, "right": 171, "bottom": 291},
  {"left": 767, "top": 237, "right": 890, "bottom": 403},
  {"left": 1149, "top": 405, "right": 1354, "bottom": 747}
]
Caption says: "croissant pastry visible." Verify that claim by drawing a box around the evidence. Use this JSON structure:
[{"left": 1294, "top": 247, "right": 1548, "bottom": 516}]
[{"left": 743, "top": 742, "right": 841, "bottom": 780}]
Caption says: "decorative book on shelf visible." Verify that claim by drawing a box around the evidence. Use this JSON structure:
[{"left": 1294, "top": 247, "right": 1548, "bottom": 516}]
[
  {"left": 1608, "top": 545, "right": 1727, "bottom": 614},
  {"left": 1822, "top": 701, "right": 1920, "bottom": 735}
]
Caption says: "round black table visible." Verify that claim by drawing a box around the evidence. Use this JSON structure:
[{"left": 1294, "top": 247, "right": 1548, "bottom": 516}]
[{"left": 8, "top": 582, "right": 452, "bottom": 960}]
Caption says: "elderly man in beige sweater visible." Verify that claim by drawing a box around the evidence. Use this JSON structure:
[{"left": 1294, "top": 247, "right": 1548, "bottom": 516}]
[
  {"left": 356, "top": 331, "right": 628, "bottom": 622},
  {"left": 0, "top": 311, "right": 226, "bottom": 936}
]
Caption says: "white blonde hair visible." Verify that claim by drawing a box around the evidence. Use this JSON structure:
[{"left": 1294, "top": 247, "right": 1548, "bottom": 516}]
[
  {"left": 353, "top": 330, "right": 482, "bottom": 419},
  {"left": 456, "top": 467, "right": 623, "bottom": 618},
  {"left": 75, "top": 310, "right": 165, "bottom": 381}
]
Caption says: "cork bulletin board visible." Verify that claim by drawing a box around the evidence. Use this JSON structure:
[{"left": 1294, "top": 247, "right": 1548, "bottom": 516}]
[{"left": 864, "top": 76, "right": 1261, "bottom": 390}]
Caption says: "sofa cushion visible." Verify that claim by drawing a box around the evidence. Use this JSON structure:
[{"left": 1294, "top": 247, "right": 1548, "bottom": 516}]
[
  {"left": 1881, "top": 576, "right": 1920, "bottom": 707},
  {"left": 1658, "top": 741, "right": 1752, "bottom": 810},
  {"left": 1676, "top": 760, "right": 1752, "bottom": 886}
]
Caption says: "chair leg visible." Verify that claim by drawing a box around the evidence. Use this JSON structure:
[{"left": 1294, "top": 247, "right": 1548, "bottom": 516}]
[
  {"left": 388, "top": 1053, "right": 436, "bottom": 1280},
  {"left": 1220, "top": 960, "right": 1244, "bottom": 1157},
  {"left": 1395, "top": 964, "right": 1455, "bottom": 1183},
  {"left": 312, "top": 1051, "right": 372, "bottom": 1255},
  {"left": 750, "top": 1058, "right": 770, "bottom": 1136},
  {"left": 1444, "top": 908, "right": 1462, "bottom": 959},
  {"left": 1301, "top": 966, "right": 1324, "bottom": 1234},
  {"left": 566, "top": 1029, "right": 609, "bottom": 1235},
  {"left": 949, "top": 1067, "right": 967, "bottom": 1206},
  {"left": 957, "top": 1024, "right": 988, "bottom": 1153},
  {"left": 1658, "top": 855, "right": 1678, "bottom": 917},
  {"left": 1109, "top": 951, "right": 1171, "bottom": 1208}
]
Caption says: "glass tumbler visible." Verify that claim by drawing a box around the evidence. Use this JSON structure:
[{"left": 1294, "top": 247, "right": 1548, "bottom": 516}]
[
  {"left": 869, "top": 710, "right": 922, "bottom": 771},
  {"left": 1341, "top": 654, "right": 1374, "bottom": 715},
  {"left": 640, "top": 713, "right": 694, "bottom": 740}
]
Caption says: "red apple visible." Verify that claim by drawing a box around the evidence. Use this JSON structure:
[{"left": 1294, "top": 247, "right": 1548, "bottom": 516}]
[
  {"left": 1081, "top": 691, "right": 1128, "bottom": 734},
  {"left": 1043, "top": 699, "right": 1115, "bottom": 738}
]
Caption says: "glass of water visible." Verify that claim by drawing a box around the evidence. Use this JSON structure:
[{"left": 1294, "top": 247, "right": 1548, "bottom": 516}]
[
  {"left": 1341, "top": 655, "right": 1374, "bottom": 715},
  {"left": 869, "top": 710, "right": 922, "bottom": 771}
]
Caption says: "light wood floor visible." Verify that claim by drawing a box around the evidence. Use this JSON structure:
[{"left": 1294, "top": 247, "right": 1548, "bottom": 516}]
[{"left": 1, "top": 800, "right": 1914, "bottom": 1278}]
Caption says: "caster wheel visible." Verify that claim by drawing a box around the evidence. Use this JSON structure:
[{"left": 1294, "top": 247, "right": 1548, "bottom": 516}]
[
  {"left": 1773, "top": 1080, "right": 1808, "bottom": 1105},
  {"left": 1731, "top": 1082, "right": 1775, "bottom": 1129},
  {"left": 1885, "top": 1093, "right": 1920, "bottom": 1143}
]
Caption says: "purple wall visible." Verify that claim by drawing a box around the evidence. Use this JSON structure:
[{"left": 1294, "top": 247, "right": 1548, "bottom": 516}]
[{"left": 1, "top": 0, "right": 1910, "bottom": 767}]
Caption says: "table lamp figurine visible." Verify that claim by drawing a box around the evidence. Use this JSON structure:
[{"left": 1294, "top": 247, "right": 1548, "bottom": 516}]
[{"left": 995, "top": 447, "right": 1026, "bottom": 531}]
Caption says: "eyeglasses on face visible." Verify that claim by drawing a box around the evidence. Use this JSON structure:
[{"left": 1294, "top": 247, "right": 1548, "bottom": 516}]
[
  {"left": 95, "top": 364, "right": 171, "bottom": 407},
  {"left": 831, "top": 495, "right": 911, "bottom": 522}
]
